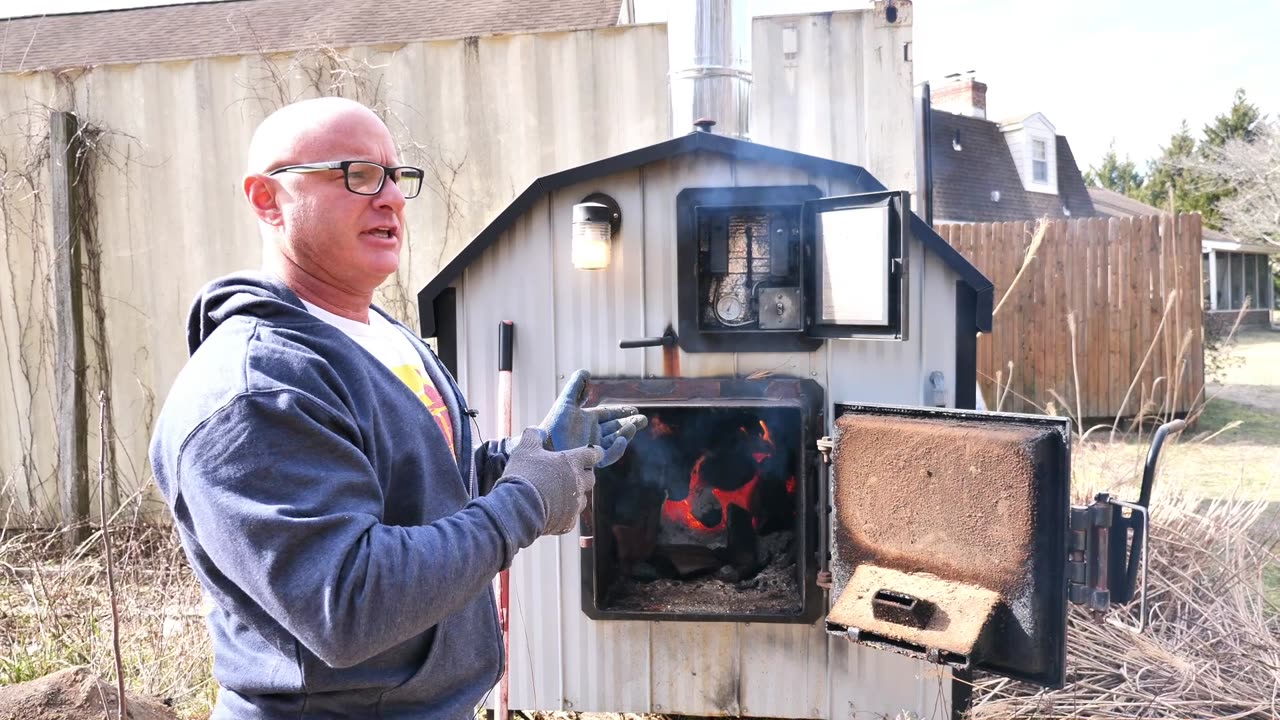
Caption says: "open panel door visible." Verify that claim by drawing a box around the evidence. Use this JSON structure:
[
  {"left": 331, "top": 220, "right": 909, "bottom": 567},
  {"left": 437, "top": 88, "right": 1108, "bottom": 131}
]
[
  {"left": 802, "top": 190, "right": 909, "bottom": 340},
  {"left": 824, "top": 403, "right": 1072, "bottom": 687}
]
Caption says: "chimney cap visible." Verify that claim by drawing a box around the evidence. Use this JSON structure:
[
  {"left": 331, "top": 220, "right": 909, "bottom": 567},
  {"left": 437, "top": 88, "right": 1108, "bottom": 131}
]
[{"left": 694, "top": 118, "right": 717, "bottom": 133}]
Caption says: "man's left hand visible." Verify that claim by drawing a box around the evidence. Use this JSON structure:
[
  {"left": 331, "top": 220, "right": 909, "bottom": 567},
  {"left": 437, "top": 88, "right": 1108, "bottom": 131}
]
[{"left": 540, "top": 369, "right": 647, "bottom": 467}]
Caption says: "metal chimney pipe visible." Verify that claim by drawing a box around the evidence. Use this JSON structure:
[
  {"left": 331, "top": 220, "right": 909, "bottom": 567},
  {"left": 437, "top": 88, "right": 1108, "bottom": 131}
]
[{"left": 667, "top": 0, "right": 751, "bottom": 139}]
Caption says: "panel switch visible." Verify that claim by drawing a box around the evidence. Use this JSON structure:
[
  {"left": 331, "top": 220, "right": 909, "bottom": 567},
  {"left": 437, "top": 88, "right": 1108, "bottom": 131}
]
[{"left": 756, "top": 286, "right": 802, "bottom": 330}]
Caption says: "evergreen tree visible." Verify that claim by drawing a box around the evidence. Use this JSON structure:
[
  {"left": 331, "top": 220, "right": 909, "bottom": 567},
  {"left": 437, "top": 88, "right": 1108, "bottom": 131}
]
[
  {"left": 1203, "top": 88, "right": 1261, "bottom": 147},
  {"left": 1139, "top": 122, "right": 1207, "bottom": 217},
  {"left": 1189, "top": 89, "right": 1264, "bottom": 228},
  {"left": 1085, "top": 142, "right": 1144, "bottom": 196}
]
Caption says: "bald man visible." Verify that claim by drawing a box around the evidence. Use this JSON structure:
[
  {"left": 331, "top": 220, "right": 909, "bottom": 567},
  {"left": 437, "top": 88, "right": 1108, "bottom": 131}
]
[{"left": 149, "top": 98, "right": 645, "bottom": 719}]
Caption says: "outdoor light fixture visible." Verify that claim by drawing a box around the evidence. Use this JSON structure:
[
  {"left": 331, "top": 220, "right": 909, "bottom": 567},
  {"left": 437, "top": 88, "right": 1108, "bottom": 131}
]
[{"left": 572, "top": 193, "right": 622, "bottom": 270}]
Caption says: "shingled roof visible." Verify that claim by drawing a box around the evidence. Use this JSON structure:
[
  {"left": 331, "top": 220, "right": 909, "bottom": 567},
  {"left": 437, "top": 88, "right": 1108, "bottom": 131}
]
[
  {"left": 1087, "top": 186, "right": 1280, "bottom": 253},
  {"left": 1, "top": 0, "right": 622, "bottom": 73},
  {"left": 929, "top": 109, "right": 1096, "bottom": 223}
]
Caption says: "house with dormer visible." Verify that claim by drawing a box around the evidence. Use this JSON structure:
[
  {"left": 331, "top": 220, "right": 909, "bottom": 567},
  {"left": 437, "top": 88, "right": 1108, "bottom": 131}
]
[{"left": 925, "top": 73, "right": 1097, "bottom": 224}]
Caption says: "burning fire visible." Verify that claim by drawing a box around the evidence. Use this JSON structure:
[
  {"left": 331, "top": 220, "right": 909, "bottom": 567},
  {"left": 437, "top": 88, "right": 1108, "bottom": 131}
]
[
  {"left": 751, "top": 419, "right": 774, "bottom": 464},
  {"left": 662, "top": 419, "right": 785, "bottom": 533}
]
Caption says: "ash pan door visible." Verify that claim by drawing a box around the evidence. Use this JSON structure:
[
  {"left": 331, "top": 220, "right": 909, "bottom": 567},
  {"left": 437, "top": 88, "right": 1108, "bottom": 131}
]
[{"left": 824, "top": 403, "right": 1072, "bottom": 687}]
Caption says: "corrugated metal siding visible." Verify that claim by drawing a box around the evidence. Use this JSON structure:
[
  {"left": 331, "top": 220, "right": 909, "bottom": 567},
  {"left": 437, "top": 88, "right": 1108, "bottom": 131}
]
[
  {"left": 0, "top": 72, "right": 60, "bottom": 520},
  {"left": 458, "top": 154, "right": 956, "bottom": 717},
  {"left": 752, "top": 12, "right": 916, "bottom": 192}
]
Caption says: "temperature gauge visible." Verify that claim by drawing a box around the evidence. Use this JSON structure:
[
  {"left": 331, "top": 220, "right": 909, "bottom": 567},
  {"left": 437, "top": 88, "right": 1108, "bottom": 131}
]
[{"left": 715, "top": 295, "right": 746, "bottom": 323}]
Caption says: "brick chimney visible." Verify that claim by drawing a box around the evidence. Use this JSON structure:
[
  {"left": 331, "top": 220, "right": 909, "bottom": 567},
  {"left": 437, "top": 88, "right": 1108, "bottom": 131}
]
[{"left": 932, "top": 72, "right": 987, "bottom": 119}]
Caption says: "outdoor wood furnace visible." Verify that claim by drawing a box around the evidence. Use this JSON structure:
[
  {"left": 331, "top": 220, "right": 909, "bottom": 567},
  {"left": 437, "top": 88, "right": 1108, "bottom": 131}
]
[
  {"left": 417, "top": 128, "right": 1152, "bottom": 717},
  {"left": 575, "top": 184, "right": 1080, "bottom": 689}
]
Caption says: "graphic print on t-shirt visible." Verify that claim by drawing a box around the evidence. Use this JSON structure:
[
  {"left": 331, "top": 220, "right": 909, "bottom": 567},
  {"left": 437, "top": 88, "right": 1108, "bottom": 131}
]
[
  {"left": 390, "top": 364, "right": 456, "bottom": 455},
  {"left": 297, "top": 299, "right": 458, "bottom": 459}
]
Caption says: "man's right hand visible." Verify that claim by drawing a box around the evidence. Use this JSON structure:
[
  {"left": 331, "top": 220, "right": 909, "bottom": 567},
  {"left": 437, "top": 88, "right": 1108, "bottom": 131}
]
[
  {"left": 539, "top": 369, "right": 647, "bottom": 467},
  {"left": 498, "top": 427, "right": 604, "bottom": 535}
]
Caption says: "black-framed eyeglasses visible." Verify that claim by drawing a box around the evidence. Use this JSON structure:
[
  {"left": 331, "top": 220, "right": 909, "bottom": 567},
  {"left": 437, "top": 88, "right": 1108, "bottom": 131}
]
[{"left": 267, "top": 160, "right": 424, "bottom": 199}]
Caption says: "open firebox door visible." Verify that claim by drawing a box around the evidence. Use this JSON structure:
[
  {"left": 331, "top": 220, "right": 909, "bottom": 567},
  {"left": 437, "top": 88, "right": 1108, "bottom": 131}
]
[{"left": 821, "top": 405, "right": 1168, "bottom": 688}]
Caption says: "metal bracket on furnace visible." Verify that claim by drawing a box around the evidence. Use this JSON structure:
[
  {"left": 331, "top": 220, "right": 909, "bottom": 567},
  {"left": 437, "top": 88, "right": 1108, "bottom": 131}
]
[{"left": 1066, "top": 419, "right": 1182, "bottom": 633}]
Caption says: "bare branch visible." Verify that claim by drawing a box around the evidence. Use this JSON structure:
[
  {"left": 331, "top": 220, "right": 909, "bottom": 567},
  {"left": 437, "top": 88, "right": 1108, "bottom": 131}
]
[{"left": 1181, "top": 121, "right": 1280, "bottom": 246}]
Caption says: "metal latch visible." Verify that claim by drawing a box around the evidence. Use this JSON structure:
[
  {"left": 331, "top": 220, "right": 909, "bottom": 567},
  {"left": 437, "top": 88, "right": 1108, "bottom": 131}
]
[
  {"left": 816, "top": 436, "right": 834, "bottom": 464},
  {"left": 1066, "top": 419, "right": 1184, "bottom": 632}
]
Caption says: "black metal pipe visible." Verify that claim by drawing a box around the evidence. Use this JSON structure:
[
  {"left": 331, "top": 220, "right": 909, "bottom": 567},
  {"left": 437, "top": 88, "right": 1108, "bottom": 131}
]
[
  {"left": 921, "top": 81, "right": 934, "bottom": 228},
  {"left": 1119, "top": 418, "right": 1186, "bottom": 601},
  {"left": 1139, "top": 419, "right": 1185, "bottom": 507}
]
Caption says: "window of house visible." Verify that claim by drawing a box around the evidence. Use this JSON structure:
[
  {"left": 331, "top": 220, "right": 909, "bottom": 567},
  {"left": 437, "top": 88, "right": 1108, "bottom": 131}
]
[
  {"left": 1216, "top": 253, "right": 1231, "bottom": 309},
  {"left": 1244, "top": 254, "right": 1259, "bottom": 308},
  {"left": 1256, "top": 254, "right": 1272, "bottom": 309},
  {"left": 1032, "top": 139, "right": 1049, "bottom": 183},
  {"left": 1235, "top": 252, "right": 1248, "bottom": 309}
]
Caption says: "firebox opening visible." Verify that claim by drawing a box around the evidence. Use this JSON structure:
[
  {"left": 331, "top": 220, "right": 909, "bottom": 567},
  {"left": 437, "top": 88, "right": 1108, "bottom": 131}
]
[{"left": 593, "top": 404, "right": 804, "bottom": 618}]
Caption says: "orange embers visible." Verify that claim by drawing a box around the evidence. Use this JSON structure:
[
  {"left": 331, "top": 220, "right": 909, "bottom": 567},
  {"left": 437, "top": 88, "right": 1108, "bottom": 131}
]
[
  {"left": 662, "top": 456, "right": 761, "bottom": 532},
  {"left": 661, "top": 419, "right": 782, "bottom": 533}
]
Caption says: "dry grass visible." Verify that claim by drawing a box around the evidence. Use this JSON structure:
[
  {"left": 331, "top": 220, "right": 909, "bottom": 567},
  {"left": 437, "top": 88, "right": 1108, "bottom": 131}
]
[
  {"left": 0, "top": 517, "right": 214, "bottom": 718},
  {"left": 969, "top": 494, "right": 1280, "bottom": 719},
  {"left": 969, "top": 327, "right": 1280, "bottom": 718}
]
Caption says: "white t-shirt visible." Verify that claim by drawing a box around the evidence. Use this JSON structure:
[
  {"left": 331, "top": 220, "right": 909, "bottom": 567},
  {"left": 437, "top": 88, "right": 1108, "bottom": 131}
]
[{"left": 301, "top": 299, "right": 456, "bottom": 455}]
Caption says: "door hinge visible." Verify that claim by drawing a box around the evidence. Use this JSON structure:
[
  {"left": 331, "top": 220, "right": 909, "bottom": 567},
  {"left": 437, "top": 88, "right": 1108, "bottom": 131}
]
[
  {"left": 816, "top": 436, "right": 834, "bottom": 465},
  {"left": 1067, "top": 493, "right": 1150, "bottom": 631}
]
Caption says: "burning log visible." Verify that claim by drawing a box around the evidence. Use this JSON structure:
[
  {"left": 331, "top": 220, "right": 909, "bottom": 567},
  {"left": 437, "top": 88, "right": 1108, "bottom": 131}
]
[
  {"left": 689, "top": 481, "right": 723, "bottom": 529},
  {"left": 611, "top": 522, "right": 658, "bottom": 570},
  {"left": 717, "top": 504, "right": 766, "bottom": 582},
  {"left": 701, "top": 445, "right": 757, "bottom": 492},
  {"left": 609, "top": 483, "right": 665, "bottom": 572},
  {"left": 665, "top": 544, "right": 720, "bottom": 578}
]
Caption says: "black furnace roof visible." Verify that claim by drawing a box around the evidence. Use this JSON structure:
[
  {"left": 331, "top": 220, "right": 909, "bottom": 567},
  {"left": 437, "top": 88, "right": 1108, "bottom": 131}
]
[
  {"left": 929, "top": 110, "right": 1097, "bottom": 223},
  {"left": 1, "top": 0, "right": 623, "bottom": 73},
  {"left": 417, "top": 130, "right": 994, "bottom": 334}
]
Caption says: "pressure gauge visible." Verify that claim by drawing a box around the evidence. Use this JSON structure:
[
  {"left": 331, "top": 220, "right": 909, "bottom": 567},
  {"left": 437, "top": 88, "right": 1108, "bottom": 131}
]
[{"left": 715, "top": 295, "right": 745, "bottom": 323}]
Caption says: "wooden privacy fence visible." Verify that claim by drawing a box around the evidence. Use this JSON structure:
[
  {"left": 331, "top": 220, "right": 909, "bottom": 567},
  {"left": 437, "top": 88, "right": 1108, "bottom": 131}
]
[{"left": 939, "top": 215, "right": 1205, "bottom": 423}]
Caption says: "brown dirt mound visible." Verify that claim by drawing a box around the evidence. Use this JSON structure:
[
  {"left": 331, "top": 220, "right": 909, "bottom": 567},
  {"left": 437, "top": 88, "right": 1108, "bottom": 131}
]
[{"left": 0, "top": 667, "right": 176, "bottom": 720}]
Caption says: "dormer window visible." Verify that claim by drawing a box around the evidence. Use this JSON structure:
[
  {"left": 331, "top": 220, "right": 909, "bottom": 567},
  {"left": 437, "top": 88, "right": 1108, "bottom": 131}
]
[
  {"left": 1032, "top": 139, "right": 1049, "bottom": 183},
  {"left": 999, "top": 113, "right": 1059, "bottom": 196}
]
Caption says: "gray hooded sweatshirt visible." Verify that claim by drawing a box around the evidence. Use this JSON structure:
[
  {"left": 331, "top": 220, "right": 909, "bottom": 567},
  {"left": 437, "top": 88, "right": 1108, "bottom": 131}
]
[{"left": 149, "top": 272, "right": 545, "bottom": 718}]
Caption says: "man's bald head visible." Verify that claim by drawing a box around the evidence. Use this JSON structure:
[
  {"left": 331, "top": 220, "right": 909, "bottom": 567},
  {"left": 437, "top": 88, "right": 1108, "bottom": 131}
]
[
  {"left": 247, "top": 97, "right": 392, "bottom": 174},
  {"left": 243, "top": 97, "right": 408, "bottom": 317}
]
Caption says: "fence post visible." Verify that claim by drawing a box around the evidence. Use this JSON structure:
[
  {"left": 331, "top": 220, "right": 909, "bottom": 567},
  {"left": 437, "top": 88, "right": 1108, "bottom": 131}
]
[{"left": 50, "top": 110, "right": 89, "bottom": 545}]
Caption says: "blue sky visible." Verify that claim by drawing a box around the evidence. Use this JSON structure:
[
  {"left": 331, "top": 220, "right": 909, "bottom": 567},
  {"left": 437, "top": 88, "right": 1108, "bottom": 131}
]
[{"left": 3, "top": 0, "right": 1274, "bottom": 173}]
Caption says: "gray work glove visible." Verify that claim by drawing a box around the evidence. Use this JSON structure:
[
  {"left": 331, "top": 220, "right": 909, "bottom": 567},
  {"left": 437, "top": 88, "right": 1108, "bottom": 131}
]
[
  {"left": 499, "top": 427, "right": 604, "bottom": 535},
  {"left": 540, "top": 369, "right": 648, "bottom": 467}
]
